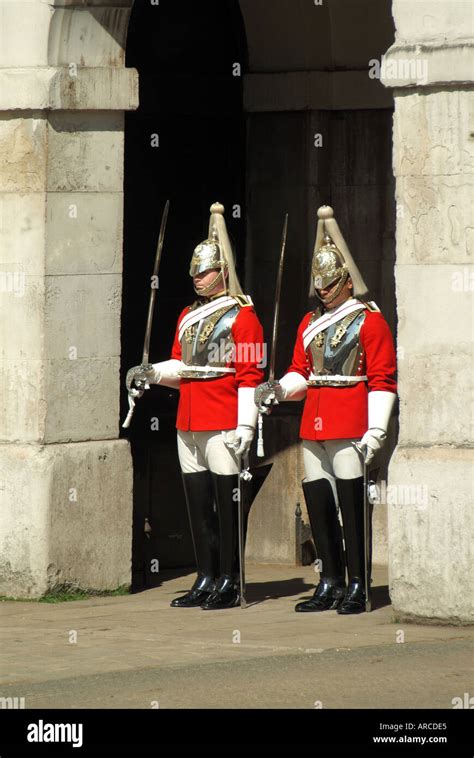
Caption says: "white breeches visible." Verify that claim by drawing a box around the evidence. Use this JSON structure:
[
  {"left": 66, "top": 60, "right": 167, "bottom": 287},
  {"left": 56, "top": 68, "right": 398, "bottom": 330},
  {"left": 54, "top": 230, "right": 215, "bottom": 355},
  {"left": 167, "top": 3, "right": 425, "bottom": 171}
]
[
  {"left": 302, "top": 439, "right": 364, "bottom": 499},
  {"left": 177, "top": 430, "right": 240, "bottom": 475}
]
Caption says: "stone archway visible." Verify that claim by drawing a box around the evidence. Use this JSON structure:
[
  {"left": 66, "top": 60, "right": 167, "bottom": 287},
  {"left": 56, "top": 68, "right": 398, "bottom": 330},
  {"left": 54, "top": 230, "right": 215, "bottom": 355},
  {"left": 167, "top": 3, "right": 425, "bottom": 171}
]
[{"left": 1, "top": 0, "right": 472, "bottom": 623}]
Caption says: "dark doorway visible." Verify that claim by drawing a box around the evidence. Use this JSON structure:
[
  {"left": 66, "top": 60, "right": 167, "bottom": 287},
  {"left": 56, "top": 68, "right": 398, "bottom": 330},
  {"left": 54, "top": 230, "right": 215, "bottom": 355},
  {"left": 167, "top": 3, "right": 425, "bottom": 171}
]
[{"left": 121, "top": 0, "right": 247, "bottom": 591}]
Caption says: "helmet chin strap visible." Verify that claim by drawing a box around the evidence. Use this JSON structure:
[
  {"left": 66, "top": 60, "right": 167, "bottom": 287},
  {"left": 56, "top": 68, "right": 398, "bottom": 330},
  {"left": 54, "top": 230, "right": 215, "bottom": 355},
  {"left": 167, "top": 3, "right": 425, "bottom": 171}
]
[{"left": 315, "top": 272, "right": 349, "bottom": 305}]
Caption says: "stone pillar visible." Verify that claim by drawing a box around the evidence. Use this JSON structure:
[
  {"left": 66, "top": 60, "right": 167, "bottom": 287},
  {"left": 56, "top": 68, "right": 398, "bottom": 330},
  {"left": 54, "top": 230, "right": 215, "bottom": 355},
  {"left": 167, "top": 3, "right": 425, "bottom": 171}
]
[
  {"left": 0, "top": 0, "right": 138, "bottom": 598},
  {"left": 382, "top": 0, "right": 473, "bottom": 623}
]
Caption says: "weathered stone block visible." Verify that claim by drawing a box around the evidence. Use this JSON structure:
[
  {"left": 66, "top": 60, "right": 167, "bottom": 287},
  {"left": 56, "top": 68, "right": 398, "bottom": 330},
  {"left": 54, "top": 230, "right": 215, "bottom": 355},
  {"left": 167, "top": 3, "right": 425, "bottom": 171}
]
[
  {"left": 396, "top": 264, "right": 472, "bottom": 349},
  {"left": 395, "top": 265, "right": 472, "bottom": 446},
  {"left": 43, "top": 358, "right": 120, "bottom": 443},
  {"left": 396, "top": 349, "right": 472, "bottom": 447},
  {"left": 48, "top": 7, "right": 131, "bottom": 68},
  {"left": 0, "top": 440, "right": 133, "bottom": 599},
  {"left": 0, "top": 274, "right": 44, "bottom": 360},
  {"left": 393, "top": 90, "right": 474, "bottom": 178},
  {"left": 0, "top": 115, "right": 47, "bottom": 192},
  {"left": 0, "top": 0, "right": 51, "bottom": 67},
  {"left": 0, "top": 192, "right": 47, "bottom": 274},
  {"left": 391, "top": 0, "right": 473, "bottom": 44},
  {"left": 389, "top": 446, "right": 473, "bottom": 624},
  {"left": 395, "top": 175, "right": 473, "bottom": 265},
  {"left": 47, "top": 112, "right": 124, "bottom": 192},
  {"left": 0, "top": 359, "right": 45, "bottom": 442},
  {"left": 46, "top": 192, "right": 123, "bottom": 275},
  {"left": 44, "top": 274, "right": 122, "bottom": 359}
]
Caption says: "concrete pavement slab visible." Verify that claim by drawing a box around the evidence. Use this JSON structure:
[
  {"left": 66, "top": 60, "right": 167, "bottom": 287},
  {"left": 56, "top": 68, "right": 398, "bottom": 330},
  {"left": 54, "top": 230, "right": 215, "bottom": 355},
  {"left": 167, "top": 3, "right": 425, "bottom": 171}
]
[{"left": 0, "top": 565, "right": 472, "bottom": 708}]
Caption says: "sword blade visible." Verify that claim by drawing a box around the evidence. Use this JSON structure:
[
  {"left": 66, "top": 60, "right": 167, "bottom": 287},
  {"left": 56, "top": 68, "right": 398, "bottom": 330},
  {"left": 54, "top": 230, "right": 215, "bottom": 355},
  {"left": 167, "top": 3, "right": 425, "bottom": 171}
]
[
  {"left": 268, "top": 213, "right": 288, "bottom": 382},
  {"left": 142, "top": 199, "right": 170, "bottom": 366}
]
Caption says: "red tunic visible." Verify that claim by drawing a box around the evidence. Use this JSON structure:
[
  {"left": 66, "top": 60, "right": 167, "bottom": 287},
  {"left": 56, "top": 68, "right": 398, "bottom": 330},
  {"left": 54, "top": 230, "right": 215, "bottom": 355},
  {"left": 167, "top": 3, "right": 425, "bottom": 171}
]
[
  {"left": 287, "top": 309, "right": 397, "bottom": 441},
  {"left": 170, "top": 305, "right": 265, "bottom": 432}
]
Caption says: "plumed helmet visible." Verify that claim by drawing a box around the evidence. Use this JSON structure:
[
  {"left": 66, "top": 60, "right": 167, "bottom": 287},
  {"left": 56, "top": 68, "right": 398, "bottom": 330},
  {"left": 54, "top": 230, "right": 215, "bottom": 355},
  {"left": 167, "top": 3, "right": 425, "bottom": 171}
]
[
  {"left": 189, "top": 202, "right": 244, "bottom": 297},
  {"left": 310, "top": 205, "right": 369, "bottom": 302}
]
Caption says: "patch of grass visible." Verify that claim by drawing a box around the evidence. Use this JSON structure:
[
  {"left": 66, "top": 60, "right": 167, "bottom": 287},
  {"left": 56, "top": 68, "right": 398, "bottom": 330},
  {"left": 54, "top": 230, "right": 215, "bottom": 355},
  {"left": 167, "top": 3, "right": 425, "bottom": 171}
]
[{"left": 0, "top": 584, "right": 131, "bottom": 603}]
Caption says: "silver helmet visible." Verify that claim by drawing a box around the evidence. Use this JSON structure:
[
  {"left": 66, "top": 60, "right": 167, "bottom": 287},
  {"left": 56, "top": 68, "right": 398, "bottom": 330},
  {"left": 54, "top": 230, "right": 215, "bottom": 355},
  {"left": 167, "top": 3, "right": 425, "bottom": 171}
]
[
  {"left": 310, "top": 205, "right": 369, "bottom": 304},
  {"left": 189, "top": 202, "right": 244, "bottom": 297}
]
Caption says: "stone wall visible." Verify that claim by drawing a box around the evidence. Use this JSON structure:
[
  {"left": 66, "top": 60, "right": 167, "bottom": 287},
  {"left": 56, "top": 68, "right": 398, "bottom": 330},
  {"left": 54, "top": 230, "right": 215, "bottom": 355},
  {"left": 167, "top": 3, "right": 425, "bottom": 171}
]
[
  {"left": 0, "top": 0, "right": 137, "bottom": 597},
  {"left": 382, "top": 0, "right": 473, "bottom": 623}
]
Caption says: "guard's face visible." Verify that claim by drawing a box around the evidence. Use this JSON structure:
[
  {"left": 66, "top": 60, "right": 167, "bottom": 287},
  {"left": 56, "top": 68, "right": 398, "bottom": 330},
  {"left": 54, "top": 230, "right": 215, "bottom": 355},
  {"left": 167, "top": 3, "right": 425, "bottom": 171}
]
[
  {"left": 193, "top": 268, "right": 226, "bottom": 296},
  {"left": 316, "top": 275, "right": 343, "bottom": 300},
  {"left": 316, "top": 276, "right": 353, "bottom": 309}
]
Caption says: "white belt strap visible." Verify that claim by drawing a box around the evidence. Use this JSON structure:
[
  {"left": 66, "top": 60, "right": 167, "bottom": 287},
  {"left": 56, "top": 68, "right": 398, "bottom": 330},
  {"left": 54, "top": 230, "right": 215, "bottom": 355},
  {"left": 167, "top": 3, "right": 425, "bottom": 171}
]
[
  {"left": 307, "top": 374, "right": 368, "bottom": 385},
  {"left": 179, "top": 365, "right": 236, "bottom": 375}
]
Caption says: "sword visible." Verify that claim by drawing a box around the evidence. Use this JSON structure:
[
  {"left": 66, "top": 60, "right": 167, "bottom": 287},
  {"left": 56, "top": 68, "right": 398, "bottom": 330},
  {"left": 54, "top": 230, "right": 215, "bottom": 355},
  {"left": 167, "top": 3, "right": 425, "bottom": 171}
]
[
  {"left": 354, "top": 442, "right": 373, "bottom": 612},
  {"left": 257, "top": 213, "right": 288, "bottom": 457},
  {"left": 238, "top": 452, "right": 253, "bottom": 608},
  {"left": 363, "top": 461, "right": 372, "bottom": 612},
  {"left": 122, "top": 200, "right": 170, "bottom": 429}
]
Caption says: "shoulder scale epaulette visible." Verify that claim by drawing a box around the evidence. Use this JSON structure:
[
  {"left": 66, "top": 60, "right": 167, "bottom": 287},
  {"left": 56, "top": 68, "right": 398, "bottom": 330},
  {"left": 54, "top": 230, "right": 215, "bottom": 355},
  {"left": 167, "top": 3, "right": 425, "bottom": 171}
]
[
  {"left": 363, "top": 301, "right": 380, "bottom": 313},
  {"left": 233, "top": 294, "right": 252, "bottom": 308}
]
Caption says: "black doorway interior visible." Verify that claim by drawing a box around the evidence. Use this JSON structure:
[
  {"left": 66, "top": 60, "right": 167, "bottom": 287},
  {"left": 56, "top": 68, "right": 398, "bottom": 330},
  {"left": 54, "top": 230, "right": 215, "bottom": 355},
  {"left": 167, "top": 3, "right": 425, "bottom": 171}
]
[{"left": 121, "top": 0, "right": 247, "bottom": 591}]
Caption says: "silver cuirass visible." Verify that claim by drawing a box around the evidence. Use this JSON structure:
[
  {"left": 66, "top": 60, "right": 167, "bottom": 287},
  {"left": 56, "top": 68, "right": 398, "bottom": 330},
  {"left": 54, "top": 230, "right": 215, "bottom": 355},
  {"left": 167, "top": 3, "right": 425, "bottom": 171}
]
[
  {"left": 179, "top": 302, "right": 240, "bottom": 379},
  {"left": 308, "top": 309, "right": 368, "bottom": 387}
]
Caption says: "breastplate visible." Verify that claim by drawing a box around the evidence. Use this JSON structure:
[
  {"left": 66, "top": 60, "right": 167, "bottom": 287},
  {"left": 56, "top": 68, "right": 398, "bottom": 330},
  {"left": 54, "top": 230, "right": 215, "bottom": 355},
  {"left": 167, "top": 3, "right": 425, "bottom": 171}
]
[
  {"left": 179, "top": 303, "right": 240, "bottom": 379},
  {"left": 308, "top": 310, "right": 367, "bottom": 386}
]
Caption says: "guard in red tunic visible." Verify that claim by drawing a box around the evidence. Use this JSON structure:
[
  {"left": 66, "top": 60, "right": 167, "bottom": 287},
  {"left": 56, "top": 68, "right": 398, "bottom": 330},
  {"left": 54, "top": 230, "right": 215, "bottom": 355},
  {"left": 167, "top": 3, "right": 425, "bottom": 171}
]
[
  {"left": 129, "top": 203, "right": 264, "bottom": 609},
  {"left": 255, "top": 205, "right": 397, "bottom": 614}
]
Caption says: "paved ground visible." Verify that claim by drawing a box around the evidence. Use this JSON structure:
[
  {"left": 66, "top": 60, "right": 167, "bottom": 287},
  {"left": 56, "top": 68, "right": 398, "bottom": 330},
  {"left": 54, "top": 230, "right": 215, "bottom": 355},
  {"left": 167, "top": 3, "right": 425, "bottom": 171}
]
[{"left": 1, "top": 565, "right": 472, "bottom": 709}]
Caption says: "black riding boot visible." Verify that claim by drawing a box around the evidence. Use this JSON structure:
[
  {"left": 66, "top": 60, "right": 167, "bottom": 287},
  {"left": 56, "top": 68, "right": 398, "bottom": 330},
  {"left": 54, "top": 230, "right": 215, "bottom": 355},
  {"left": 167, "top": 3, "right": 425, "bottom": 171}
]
[
  {"left": 295, "top": 478, "right": 346, "bottom": 612},
  {"left": 336, "top": 477, "right": 368, "bottom": 615},
  {"left": 201, "top": 473, "right": 241, "bottom": 610},
  {"left": 170, "top": 470, "right": 219, "bottom": 608}
]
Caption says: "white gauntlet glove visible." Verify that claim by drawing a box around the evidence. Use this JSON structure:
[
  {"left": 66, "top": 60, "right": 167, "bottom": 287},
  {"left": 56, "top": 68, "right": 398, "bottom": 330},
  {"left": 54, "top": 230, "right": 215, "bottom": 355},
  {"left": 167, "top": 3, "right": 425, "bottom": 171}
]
[
  {"left": 151, "top": 359, "right": 182, "bottom": 390},
  {"left": 224, "top": 388, "right": 258, "bottom": 456},
  {"left": 358, "top": 429, "right": 386, "bottom": 465},
  {"left": 233, "top": 426, "right": 255, "bottom": 457},
  {"left": 358, "top": 391, "right": 396, "bottom": 464},
  {"left": 254, "top": 372, "right": 307, "bottom": 414}
]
